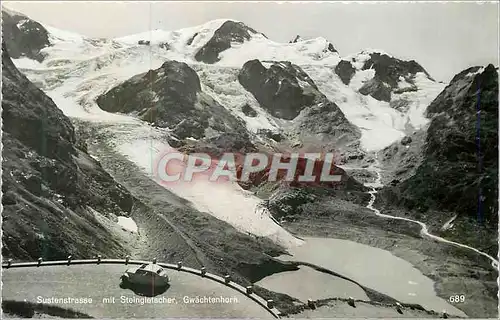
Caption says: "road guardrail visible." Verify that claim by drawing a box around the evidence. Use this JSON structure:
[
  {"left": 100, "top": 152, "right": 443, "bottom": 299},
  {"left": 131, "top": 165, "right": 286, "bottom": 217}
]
[{"left": 2, "top": 258, "right": 282, "bottom": 318}]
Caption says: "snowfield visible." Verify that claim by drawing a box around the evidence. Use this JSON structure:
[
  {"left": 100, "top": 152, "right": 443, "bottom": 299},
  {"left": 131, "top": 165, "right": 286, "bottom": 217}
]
[
  {"left": 12, "top": 18, "right": 444, "bottom": 247},
  {"left": 117, "top": 216, "right": 139, "bottom": 233}
]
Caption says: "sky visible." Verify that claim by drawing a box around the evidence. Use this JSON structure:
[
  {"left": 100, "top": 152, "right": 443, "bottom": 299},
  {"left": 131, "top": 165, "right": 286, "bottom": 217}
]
[{"left": 3, "top": 1, "right": 499, "bottom": 82}]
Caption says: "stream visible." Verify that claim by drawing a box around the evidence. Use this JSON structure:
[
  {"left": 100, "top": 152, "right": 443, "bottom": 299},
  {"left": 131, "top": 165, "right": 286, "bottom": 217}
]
[{"left": 364, "top": 156, "right": 499, "bottom": 270}]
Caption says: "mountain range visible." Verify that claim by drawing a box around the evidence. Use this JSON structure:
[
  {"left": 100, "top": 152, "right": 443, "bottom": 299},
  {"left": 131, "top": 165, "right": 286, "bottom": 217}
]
[{"left": 1, "top": 7, "right": 498, "bottom": 317}]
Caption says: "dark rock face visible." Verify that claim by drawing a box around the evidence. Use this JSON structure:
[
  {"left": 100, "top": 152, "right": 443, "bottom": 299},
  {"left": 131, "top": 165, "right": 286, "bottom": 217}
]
[
  {"left": 362, "top": 53, "right": 431, "bottom": 87},
  {"left": 195, "top": 20, "right": 260, "bottom": 64},
  {"left": 335, "top": 60, "right": 355, "bottom": 85},
  {"left": 96, "top": 60, "right": 248, "bottom": 143},
  {"left": 238, "top": 59, "right": 323, "bottom": 120},
  {"left": 238, "top": 59, "right": 360, "bottom": 145},
  {"left": 327, "top": 43, "right": 337, "bottom": 53},
  {"left": 241, "top": 103, "right": 257, "bottom": 117},
  {"left": 254, "top": 158, "right": 368, "bottom": 221},
  {"left": 159, "top": 42, "right": 170, "bottom": 50},
  {"left": 186, "top": 32, "right": 199, "bottom": 46},
  {"left": 380, "top": 65, "right": 498, "bottom": 224},
  {"left": 97, "top": 60, "right": 201, "bottom": 123},
  {"left": 97, "top": 60, "right": 200, "bottom": 120},
  {"left": 257, "top": 129, "right": 284, "bottom": 142},
  {"left": 2, "top": 9, "right": 50, "bottom": 62},
  {"left": 400, "top": 136, "right": 412, "bottom": 146},
  {"left": 359, "top": 78, "right": 392, "bottom": 102},
  {"left": 290, "top": 35, "right": 303, "bottom": 43},
  {"left": 2, "top": 43, "right": 134, "bottom": 261},
  {"left": 294, "top": 102, "right": 361, "bottom": 144},
  {"left": 357, "top": 52, "right": 432, "bottom": 102},
  {"left": 378, "top": 129, "right": 426, "bottom": 185}
]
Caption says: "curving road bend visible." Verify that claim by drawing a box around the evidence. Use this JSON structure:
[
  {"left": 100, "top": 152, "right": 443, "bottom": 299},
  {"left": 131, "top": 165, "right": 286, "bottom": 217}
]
[
  {"left": 363, "top": 157, "right": 499, "bottom": 270},
  {"left": 2, "top": 264, "right": 274, "bottom": 318}
]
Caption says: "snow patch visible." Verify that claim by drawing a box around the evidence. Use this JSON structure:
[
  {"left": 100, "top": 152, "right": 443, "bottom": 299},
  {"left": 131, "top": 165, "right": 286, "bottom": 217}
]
[
  {"left": 16, "top": 19, "right": 28, "bottom": 28},
  {"left": 465, "top": 66, "right": 486, "bottom": 78},
  {"left": 117, "top": 216, "right": 138, "bottom": 233},
  {"left": 441, "top": 215, "right": 457, "bottom": 232},
  {"left": 12, "top": 57, "right": 42, "bottom": 69},
  {"left": 349, "top": 69, "right": 375, "bottom": 91}
]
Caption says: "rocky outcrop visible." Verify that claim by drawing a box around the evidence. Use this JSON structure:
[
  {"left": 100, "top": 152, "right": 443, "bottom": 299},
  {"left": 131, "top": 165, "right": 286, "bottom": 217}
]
[
  {"left": 238, "top": 60, "right": 324, "bottom": 120},
  {"left": 378, "top": 129, "right": 427, "bottom": 185},
  {"left": 1, "top": 42, "right": 135, "bottom": 261},
  {"left": 241, "top": 103, "right": 257, "bottom": 117},
  {"left": 289, "top": 35, "right": 303, "bottom": 43},
  {"left": 238, "top": 59, "right": 360, "bottom": 147},
  {"left": 289, "top": 35, "right": 337, "bottom": 53},
  {"left": 195, "top": 20, "right": 261, "bottom": 64},
  {"left": 96, "top": 60, "right": 248, "bottom": 143},
  {"left": 292, "top": 102, "right": 361, "bottom": 146},
  {"left": 335, "top": 60, "right": 356, "bottom": 85},
  {"left": 379, "top": 65, "right": 498, "bottom": 224},
  {"left": 355, "top": 52, "right": 433, "bottom": 102},
  {"left": 362, "top": 52, "right": 431, "bottom": 87},
  {"left": 326, "top": 43, "right": 337, "bottom": 53},
  {"left": 248, "top": 154, "right": 368, "bottom": 221},
  {"left": 358, "top": 78, "right": 392, "bottom": 102},
  {"left": 1, "top": 8, "right": 50, "bottom": 62}
]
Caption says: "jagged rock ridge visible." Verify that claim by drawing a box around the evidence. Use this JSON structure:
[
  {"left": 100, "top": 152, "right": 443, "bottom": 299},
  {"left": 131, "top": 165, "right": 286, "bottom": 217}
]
[
  {"left": 379, "top": 65, "right": 498, "bottom": 225},
  {"left": 1, "top": 8, "right": 50, "bottom": 61},
  {"left": 340, "top": 51, "right": 434, "bottom": 103},
  {"left": 238, "top": 59, "right": 324, "bottom": 120},
  {"left": 238, "top": 59, "right": 360, "bottom": 148},
  {"left": 195, "top": 20, "right": 262, "bottom": 64}
]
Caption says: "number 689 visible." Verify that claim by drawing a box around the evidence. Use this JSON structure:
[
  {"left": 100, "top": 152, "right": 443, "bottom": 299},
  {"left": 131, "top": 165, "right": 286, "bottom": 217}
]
[{"left": 449, "top": 295, "right": 465, "bottom": 303}]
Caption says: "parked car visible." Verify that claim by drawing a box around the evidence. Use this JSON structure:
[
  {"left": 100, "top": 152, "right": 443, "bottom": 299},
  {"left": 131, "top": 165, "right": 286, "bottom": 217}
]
[{"left": 120, "top": 263, "right": 169, "bottom": 287}]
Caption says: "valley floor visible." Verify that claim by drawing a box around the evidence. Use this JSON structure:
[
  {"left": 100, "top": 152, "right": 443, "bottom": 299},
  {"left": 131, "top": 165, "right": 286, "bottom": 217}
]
[
  {"left": 75, "top": 119, "right": 497, "bottom": 319},
  {"left": 282, "top": 214, "right": 498, "bottom": 318}
]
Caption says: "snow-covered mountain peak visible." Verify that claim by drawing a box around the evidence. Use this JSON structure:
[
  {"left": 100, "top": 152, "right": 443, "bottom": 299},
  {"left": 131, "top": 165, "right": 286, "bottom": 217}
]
[
  {"left": 113, "top": 18, "right": 232, "bottom": 46},
  {"left": 360, "top": 48, "right": 393, "bottom": 56},
  {"left": 3, "top": 8, "right": 448, "bottom": 153},
  {"left": 44, "top": 24, "right": 87, "bottom": 44}
]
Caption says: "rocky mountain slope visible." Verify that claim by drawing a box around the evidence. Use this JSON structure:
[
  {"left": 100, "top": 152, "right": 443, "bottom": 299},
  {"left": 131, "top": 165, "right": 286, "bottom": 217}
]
[
  {"left": 96, "top": 60, "right": 249, "bottom": 146},
  {"left": 194, "top": 20, "right": 264, "bottom": 64},
  {"left": 377, "top": 64, "right": 498, "bottom": 254},
  {"left": 2, "top": 7, "right": 51, "bottom": 61},
  {"left": 1, "top": 42, "right": 134, "bottom": 260},
  {"left": 1, "top": 40, "right": 304, "bottom": 289},
  {"left": 337, "top": 51, "right": 433, "bottom": 102}
]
